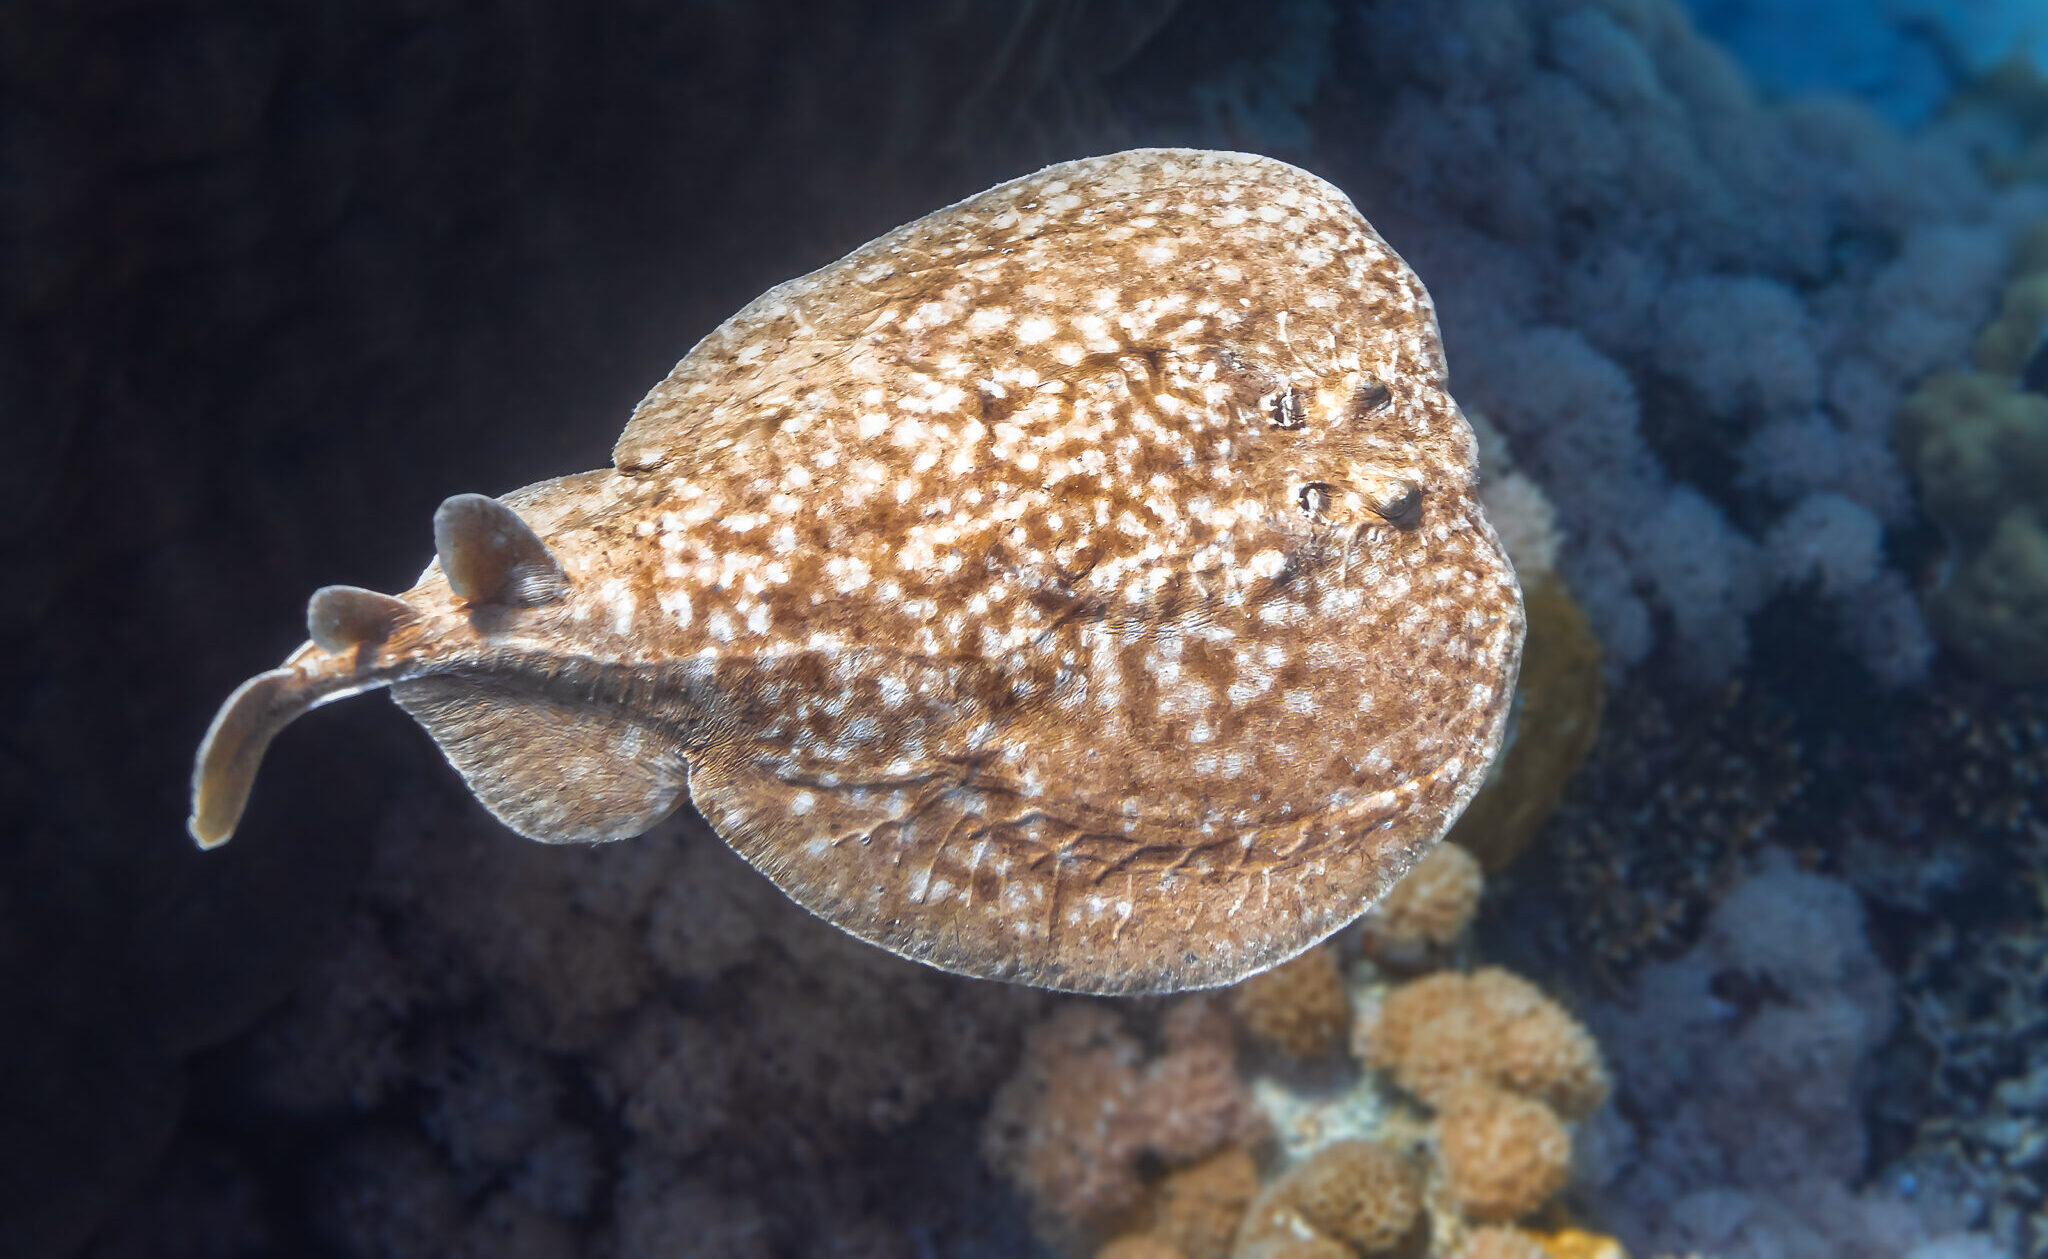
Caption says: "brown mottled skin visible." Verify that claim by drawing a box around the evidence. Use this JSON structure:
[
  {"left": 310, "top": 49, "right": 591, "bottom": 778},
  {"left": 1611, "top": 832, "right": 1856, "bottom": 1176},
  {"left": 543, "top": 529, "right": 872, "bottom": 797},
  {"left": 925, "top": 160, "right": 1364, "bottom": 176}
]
[{"left": 190, "top": 150, "right": 1523, "bottom": 994}]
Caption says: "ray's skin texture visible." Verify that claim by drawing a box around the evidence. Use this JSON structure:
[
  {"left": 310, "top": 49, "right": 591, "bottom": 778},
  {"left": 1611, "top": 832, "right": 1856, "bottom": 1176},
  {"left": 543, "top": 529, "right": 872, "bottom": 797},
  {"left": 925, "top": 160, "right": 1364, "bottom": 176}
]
[{"left": 190, "top": 149, "right": 1524, "bottom": 994}]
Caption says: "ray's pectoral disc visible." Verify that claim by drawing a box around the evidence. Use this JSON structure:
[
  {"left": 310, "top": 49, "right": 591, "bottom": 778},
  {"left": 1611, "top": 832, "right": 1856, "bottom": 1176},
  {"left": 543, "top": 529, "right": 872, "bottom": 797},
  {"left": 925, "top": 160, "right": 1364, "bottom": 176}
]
[{"left": 187, "top": 149, "right": 1524, "bottom": 995}]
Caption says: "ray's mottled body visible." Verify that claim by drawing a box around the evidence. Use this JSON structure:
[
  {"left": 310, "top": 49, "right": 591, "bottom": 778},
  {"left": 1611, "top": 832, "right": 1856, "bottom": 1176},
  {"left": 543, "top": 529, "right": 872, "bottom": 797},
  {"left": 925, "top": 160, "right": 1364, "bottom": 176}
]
[{"left": 191, "top": 150, "right": 1523, "bottom": 994}]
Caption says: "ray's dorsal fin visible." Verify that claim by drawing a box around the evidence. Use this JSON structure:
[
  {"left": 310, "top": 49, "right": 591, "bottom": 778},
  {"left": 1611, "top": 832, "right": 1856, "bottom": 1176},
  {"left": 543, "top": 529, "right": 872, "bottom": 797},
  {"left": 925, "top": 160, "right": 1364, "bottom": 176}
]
[
  {"left": 307, "top": 585, "right": 418, "bottom": 653},
  {"left": 433, "top": 493, "right": 569, "bottom": 607},
  {"left": 391, "top": 676, "right": 688, "bottom": 844}
]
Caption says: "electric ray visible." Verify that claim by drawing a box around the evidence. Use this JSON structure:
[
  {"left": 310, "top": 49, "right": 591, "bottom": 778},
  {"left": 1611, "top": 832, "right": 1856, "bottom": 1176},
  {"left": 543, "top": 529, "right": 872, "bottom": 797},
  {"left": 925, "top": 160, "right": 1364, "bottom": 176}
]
[{"left": 189, "top": 149, "right": 1523, "bottom": 994}]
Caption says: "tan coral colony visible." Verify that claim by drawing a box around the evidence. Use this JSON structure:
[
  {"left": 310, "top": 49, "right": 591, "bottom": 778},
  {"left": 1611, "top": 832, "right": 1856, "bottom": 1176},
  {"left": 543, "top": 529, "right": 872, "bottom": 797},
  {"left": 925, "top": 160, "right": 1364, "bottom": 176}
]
[{"left": 188, "top": 149, "right": 1524, "bottom": 994}]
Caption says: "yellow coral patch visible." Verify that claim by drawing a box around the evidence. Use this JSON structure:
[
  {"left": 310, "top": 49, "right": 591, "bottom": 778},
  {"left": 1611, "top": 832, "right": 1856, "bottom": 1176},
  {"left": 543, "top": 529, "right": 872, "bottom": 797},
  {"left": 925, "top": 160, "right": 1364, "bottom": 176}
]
[
  {"left": 1446, "top": 573, "right": 1604, "bottom": 872},
  {"left": 1530, "top": 1227, "right": 1629, "bottom": 1259}
]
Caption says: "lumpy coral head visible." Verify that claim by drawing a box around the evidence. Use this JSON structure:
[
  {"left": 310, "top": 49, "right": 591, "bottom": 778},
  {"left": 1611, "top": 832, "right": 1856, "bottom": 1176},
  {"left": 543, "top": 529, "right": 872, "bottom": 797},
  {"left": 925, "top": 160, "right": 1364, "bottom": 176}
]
[
  {"left": 188, "top": 149, "right": 1523, "bottom": 994},
  {"left": 1896, "top": 369, "right": 2048, "bottom": 682},
  {"left": 1229, "top": 945, "right": 1352, "bottom": 1057},
  {"left": 1360, "top": 968, "right": 1609, "bottom": 1119},
  {"left": 1433, "top": 1084, "right": 1571, "bottom": 1223}
]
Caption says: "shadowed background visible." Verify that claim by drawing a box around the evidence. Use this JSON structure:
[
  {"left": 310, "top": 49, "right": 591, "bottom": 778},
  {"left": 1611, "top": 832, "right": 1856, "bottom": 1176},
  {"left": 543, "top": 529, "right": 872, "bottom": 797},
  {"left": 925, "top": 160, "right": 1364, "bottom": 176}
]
[{"left": 8, "top": 2, "right": 2048, "bottom": 1256}]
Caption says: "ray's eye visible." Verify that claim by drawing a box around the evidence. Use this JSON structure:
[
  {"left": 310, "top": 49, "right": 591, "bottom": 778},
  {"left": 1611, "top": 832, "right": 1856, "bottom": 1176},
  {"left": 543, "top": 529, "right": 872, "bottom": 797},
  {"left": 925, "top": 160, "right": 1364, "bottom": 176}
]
[
  {"left": 1371, "top": 482, "right": 1423, "bottom": 529},
  {"left": 1298, "top": 482, "right": 1334, "bottom": 517},
  {"left": 1265, "top": 387, "right": 1306, "bottom": 430},
  {"left": 1351, "top": 378, "right": 1391, "bottom": 420}
]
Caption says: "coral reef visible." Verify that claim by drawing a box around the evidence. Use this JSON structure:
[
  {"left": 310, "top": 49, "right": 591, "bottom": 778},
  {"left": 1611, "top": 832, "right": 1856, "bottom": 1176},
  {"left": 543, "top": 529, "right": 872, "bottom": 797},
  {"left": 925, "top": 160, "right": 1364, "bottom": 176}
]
[
  {"left": 1237, "top": 1241, "right": 1354, "bottom": 1259},
  {"left": 1444, "top": 575, "right": 1605, "bottom": 874},
  {"left": 1525, "top": 1228, "right": 1626, "bottom": 1259},
  {"left": 1947, "top": 60, "right": 2048, "bottom": 189},
  {"left": 1680, "top": 0, "right": 2048, "bottom": 126},
  {"left": 154, "top": 790, "right": 1047, "bottom": 1257},
  {"left": 1893, "top": 233, "right": 2048, "bottom": 683},
  {"left": 1449, "top": 420, "right": 1604, "bottom": 874},
  {"left": 1599, "top": 853, "right": 1894, "bottom": 1190},
  {"left": 1360, "top": 843, "right": 1485, "bottom": 965},
  {"left": 1232, "top": 947, "right": 1354, "bottom": 1058},
  {"left": 1432, "top": 1085, "right": 1571, "bottom": 1224},
  {"left": 1847, "top": 680, "right": 2048, "bottom": 1252},
  {"left": 1332, "top": 0, "right": 2048, "bottom": 688},
  {"left": 1332, "top": 963, "right": 1608, "bottom": 1240},
  {"left": 1542, "top": 675, "right": 1808, "bottom": 972},
  {"left": 984, "top": 997, "right": 1268, "bottom": 1248},
  {"left": 1518, "top": 652, "right": 2048, "bottom": 1252},
  {"left": 1148, "top": 1148, "right": 1265, "bottom": 1259},
  {"left": 1970, "top": 224, "right": 2048, "bottom": 372},
  {"left": 999, "top": 865, "right": 1613, "bottom": 1258},
  {"left": 1102, "top": 1235, "right": 1195, "bottom": 1259},
  {"left": 1456, "top": 1227, "right": 1551, "bottom": 1259},
  {"left": 1359, "top": 968, "right": 1610, "bottom": 1122},
  {"left": 1572, "top": 851, "right": 2005, "bottom": 1258},
  {"left": 1235, "top": 1140, "right": 1426, "bottom": 1257},
  {"left": 983, "top": 835, "right": 1608, "bottom": 1258}
]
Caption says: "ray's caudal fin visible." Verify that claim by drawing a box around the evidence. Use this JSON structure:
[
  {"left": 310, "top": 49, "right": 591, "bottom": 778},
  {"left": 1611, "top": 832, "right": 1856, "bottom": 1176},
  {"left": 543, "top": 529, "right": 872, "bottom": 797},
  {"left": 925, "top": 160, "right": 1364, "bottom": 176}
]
[
  {"left": 186, "top": 649, "right": 390, "bottom": 849},
  {"left": 186, "top": 494, "right": 567, "bottom": 849}
]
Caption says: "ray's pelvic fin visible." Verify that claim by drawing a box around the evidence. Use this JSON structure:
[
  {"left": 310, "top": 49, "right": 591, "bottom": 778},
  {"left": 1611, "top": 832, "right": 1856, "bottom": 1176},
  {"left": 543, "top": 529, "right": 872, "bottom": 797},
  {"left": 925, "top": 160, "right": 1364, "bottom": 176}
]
[{"left": 391, "top": 675, "right": 690, "bottom": 844}]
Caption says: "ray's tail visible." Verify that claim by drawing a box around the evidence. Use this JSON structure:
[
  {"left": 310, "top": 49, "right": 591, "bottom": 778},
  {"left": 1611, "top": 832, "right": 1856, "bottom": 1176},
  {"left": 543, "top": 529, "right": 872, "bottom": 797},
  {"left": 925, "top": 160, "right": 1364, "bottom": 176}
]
[
  {"left": 187, "top": 585, "right": 418, "bottom": 848},
  {"left": 188, "top": 492, "right": 574, "bottom": 848}
]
